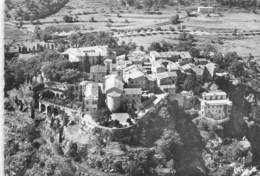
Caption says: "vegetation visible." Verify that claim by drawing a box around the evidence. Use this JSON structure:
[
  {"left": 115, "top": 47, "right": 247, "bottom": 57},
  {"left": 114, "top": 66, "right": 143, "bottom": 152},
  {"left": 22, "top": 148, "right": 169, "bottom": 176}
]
[{"left": 6, "top": 0, "right": 69, "bottom": 21}]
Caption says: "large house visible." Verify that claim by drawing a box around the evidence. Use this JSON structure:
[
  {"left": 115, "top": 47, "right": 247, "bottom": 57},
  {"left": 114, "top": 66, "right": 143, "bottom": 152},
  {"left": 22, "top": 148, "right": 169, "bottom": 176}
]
[
  {"left": 156, "top": 72, "right": 177, "bottom": 93},
  {"left": 89, "top": 65, "right": 107, "bottom": 83},
  {"left": 105, "top": 75, "right": 124, "bottom": 112},
  {"left": 150, "top": 51, "right": 181, "bottom": 63},
  {"left": 63, "top": 45, "right": 109, "bottom": 64},
  {"left": 123, "top": 65, "right": 147, "bottom": 89},
  {"left": 200, "top": 90, "right": 232, "bottom": 120}
]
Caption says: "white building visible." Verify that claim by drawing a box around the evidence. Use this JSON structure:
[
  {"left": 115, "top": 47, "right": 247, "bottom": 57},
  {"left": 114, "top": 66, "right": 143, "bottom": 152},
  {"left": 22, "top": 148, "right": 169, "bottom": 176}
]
[
  {"left": 63, "top": 45, "right": 108, "bottom": 64},
  {"left": 200, "top": 90, "right": 232, "bottom": 120},
  {"left": 105, "top": 75, "right": 124, "bottom": 112}
]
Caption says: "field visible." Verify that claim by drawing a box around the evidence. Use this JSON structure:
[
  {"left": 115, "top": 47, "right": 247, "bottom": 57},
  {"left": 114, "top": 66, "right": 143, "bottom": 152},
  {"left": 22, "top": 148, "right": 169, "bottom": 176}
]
[{"left": 5, "top": 0, "right": 260, "bottom": 57}]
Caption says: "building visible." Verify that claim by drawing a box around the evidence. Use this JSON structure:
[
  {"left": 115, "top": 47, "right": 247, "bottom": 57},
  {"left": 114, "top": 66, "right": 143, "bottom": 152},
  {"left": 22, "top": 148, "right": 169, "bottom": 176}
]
[
  {"left": 89, "top": 65, "right": 107, "bottom": 83},
  {"left": 123, "top": 88, "right": 142, "bottom": 109},
  {"left": 200, "top": 90, "right": 232, "bottom": 120},
  {"left": 197, "top": 7, "right": 214, "bottom": 14},
  {"left": 192, "top": 66, "right": 205, "bottom": 82},
  {"left": 105, "top": 75, "right": 124, "bottom": 94},
  {"left": 63, "top": 45, "right": 108, "bottom": 64},
  {"left": 156, "top": 72, "right": 177, "bottom": 93},
  {"left": 105, "top": 75, "right": 124, "bottom": 112},
  {"left": 123, "top": 65, "right": 147, "bottom": 89},
  {"left": 194, "top": 58, "right": 208, "bottom": 65},
  {"left": 152, "top": 62, "right": 167, "bottom": 75},
  {"left": 44, "top": 81, "right": 68, "bottom": 99},
  {"left": 84, "top": 83, "right": 100, "bottom": 113},
  {"left": 167, "top": 62, "right": 180, "bottom": 72},
  {"left": 178, "top": 52, "right": 192, "bottom": 65},
  {"left": 150, "top": 51, "right": 180, "bottom": 63}
]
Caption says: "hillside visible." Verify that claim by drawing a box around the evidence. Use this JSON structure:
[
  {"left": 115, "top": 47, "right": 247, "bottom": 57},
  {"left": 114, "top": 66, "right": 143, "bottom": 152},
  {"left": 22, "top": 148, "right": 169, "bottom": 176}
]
[{"left": 5, "top": 0, "right": 69, "bottom": 20}]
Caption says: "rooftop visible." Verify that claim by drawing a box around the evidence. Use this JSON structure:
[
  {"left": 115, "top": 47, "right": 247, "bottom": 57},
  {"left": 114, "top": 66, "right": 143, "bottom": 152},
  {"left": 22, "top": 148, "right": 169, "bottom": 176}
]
[
  {"left": 105, "top": 75, "right": 124, "bottom": 93},
  {"left": 156, "top": 71, "right": 177, "bottom": 80},
  {"left": 123, "top": 88, "right": 142, "bottom": 95}
]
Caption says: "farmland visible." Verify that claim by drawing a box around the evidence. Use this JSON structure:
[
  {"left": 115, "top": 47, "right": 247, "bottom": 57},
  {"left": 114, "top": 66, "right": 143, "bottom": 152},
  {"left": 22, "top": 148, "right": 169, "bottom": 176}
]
[{"left": 5, "top": 0, "right": 260, "bottom": 57}]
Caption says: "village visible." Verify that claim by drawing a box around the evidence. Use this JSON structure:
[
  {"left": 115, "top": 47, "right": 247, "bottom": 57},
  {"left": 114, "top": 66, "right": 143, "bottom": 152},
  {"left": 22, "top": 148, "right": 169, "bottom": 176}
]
[{"left": 4, "top": 1, "right": 260, "bottom": 175}]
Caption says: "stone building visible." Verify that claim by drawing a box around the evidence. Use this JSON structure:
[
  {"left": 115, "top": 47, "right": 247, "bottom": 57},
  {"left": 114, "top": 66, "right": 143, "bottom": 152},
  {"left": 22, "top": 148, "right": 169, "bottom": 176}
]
[{"left": 200, "top": 90, "right": 232, "bottom": 120}]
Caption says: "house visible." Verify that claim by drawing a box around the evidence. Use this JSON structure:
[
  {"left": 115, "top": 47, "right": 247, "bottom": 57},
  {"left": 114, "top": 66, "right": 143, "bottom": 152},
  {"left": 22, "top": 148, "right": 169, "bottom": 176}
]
[
  {"left": 197, "top": 7, "right": 214, "bottom": 14},
  {"left": 167, "top": 62, "right": 180, "bottom": 72},
  {"left": 150, "top": 51, "right": 180, "bottom": 62},
  {"left": 105, "top": 75, "right": 124, "bottom": 94},
  {"left": 192, "top": 66, "right": 205, "bottom": 82},
  {"left": 84, "top": 83, "right": 100, "bottom": 113},
  {"left": 152, "top": 62, "right": 167, "bottom": 74},
  {"left": 128, "top": 50, "right": 148, "bottom": 65},
  {"left": 44, "top": 81, "right": 68, "bottom": 99},
  {"left": 156, "top": 72, "right": 177, "bottom": 93},
  {"left": 105, "top": 75, "right": 124, "bottom": 112},
  {"left": 89, "top": 65, "right": 107, "bottom": 83},
  {"left": 123, "top": 88, "right": 142, "bottom": 109},
  {"left": 178, "top": 52, "right": 192, "bottom": 65},
  {"left": 194, "top": 58, "right": 208, "bottom": 65},
  {"left": 63, "top": 45, "right": 108, "bottom": 64},
  {"left": 200, "top": 90, "right": 232, "bottom": 120},
  {"left": 143, "top": 62, "right": 152, "bottom": 74},
  {"left": 123, "top": 65, "right": 147, "bottom": 89}
]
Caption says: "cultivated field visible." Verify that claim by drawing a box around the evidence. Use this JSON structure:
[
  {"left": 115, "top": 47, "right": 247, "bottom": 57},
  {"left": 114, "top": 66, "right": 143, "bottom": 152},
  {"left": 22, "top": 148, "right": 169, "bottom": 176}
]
[{"left": 5, "top": 0, "right": 260, "bottom": 57}]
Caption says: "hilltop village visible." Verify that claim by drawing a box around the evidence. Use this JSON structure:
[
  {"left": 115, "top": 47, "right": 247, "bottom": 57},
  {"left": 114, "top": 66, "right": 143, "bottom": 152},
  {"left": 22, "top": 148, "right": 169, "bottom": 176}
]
[{"left": 4, "top": 3, "right": 260, "bottom": 176}]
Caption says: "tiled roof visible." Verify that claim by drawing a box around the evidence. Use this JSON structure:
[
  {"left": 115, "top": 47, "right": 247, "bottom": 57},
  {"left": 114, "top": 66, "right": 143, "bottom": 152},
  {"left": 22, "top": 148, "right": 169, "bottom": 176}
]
[{"left": 157, "top": 71, "right": 177, "bottom": 80}]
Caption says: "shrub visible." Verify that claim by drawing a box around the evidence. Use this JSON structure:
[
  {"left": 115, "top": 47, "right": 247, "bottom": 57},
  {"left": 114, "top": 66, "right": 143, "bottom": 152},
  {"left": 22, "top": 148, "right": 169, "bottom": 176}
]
[
  {"left": 108, "top": 18, "right": 113, "bottom": 23},
  {"left": 89, "top": 16, "right": 96, "bottom": 22}
]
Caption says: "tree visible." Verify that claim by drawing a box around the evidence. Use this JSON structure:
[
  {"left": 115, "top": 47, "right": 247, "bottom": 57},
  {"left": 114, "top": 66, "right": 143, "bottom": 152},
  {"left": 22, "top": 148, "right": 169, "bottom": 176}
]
[
  {"left": 228, "top": 61, "right": 245, "bottom": 77},
  {"left": 170, "top": 14, "right": 180, "bottom": 24},
  {"left": 148, "top": 42, "right": 162, "bottom": 52},
  {"left": 97, "top": 55, "right": 103, "bottom": 65},
  {"left": 89, "top": 16, "right": 95, "bottom": 22},
  {"left": 32, "top": 26, "right": 41, "bottom": 41},
  {"left": 63, "top": 15, "right": 73, "bottom": 23},
  {"left": 183, "top": 72, "right": 196, "bottom": 91}
]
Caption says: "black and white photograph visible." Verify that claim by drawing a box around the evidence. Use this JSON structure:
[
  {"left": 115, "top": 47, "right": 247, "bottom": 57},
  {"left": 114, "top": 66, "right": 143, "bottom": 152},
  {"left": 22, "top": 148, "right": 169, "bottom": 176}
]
[{"left": 3, "top": 0, "right": 260, "bottom": 175}]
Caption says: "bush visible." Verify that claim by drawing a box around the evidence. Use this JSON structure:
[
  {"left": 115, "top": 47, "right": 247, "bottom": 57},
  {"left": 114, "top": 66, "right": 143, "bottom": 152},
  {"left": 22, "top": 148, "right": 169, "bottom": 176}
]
[
  {"left": 108, "top": 18, "right": 113, "bottom": 23},
  {"left": 169, "top": 26, "right": 175, "bottom": 31},
  {"left": 156, "top": 26, "right": 162, "bottom": 31},
  {"left": 89, "top": 16, "right": 96, "bottom": 22}
]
